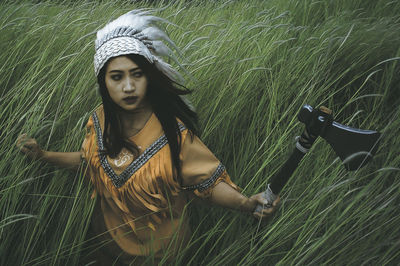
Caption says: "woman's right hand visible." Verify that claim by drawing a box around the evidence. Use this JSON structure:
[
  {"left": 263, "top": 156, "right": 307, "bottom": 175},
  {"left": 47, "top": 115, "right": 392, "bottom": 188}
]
[{"left": 16, "top": 134, "right": 45, "bottom": 160}]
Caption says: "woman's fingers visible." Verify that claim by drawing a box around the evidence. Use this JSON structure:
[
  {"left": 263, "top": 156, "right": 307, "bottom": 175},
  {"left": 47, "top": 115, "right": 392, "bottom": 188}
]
[
  {"left": 254, "top": 193, "right": 280, "bottom": 208},
  {"left": 22, "top": 139, "right": 37, "bottom": 149},
  {"left": 16, "top": 134, "right": 27, "bottom": 148},
  {"left": 253, "top": 208, "right": 274, "bottom": 219},
  {"left": 253, "top": 211, "right": 262, "bottom": 219},
  {"left": 19, "top": 146, "right": 29, "bottom": 154},
  {"left": 272, "top": 196, "right": 281, "bottom": 207},
  {"left": 17, "top": 134, "right": 33, "bottom": 150},
  {"left": 253, "top": 207, "right": 273, "bottom": 219},
  {"left": 16, "top": 134, "right": 43, "bottom": 159},
  {"left": 252, "top": 194, "right": 281, "bottom": 219}
]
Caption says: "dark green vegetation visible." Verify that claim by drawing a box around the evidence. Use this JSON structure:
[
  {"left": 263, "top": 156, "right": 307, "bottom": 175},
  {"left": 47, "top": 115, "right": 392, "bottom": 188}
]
[{"left": 1, "top": 0, "right": 399, "bottom": 265}]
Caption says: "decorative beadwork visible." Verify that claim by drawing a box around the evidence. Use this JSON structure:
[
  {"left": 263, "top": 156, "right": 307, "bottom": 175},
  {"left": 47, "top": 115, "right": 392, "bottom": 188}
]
[
  {"left": 182, "top": 163, "right": 226, "bottom": 192},
  {"left": 94, "top": 37, "right": 154, "bottom": 76},
  {"left": 92, "top": 112, "right": 186, "bottom": 188}
]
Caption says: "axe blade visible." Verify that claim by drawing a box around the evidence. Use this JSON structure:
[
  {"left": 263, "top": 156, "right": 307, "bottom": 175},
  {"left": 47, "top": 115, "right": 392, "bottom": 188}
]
[
  {"left": 298, "top": 105, "right": 381, "bottom": 171},
  {"left": 323, "top": 122, "right": 381, "bottom": 171}
]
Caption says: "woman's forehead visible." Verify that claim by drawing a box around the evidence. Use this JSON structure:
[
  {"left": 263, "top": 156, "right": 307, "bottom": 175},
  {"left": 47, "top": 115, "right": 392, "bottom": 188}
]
[{"left": 107, "top": 56, "right": 139, "bottom": 72}]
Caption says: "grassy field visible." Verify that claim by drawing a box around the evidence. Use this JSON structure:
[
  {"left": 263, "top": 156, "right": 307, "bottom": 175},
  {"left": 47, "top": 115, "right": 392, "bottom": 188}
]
[{"left": 1, "top": 0, "right": 399, "bottom": 265}]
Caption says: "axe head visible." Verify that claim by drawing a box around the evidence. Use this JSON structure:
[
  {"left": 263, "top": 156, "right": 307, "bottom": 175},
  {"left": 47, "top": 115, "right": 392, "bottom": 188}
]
[
  {"left": 298, "top": 105, "right": 381, "bottom": 171},
  {"left": 324, "top": 122, "right": 381, "bottom": 170}
]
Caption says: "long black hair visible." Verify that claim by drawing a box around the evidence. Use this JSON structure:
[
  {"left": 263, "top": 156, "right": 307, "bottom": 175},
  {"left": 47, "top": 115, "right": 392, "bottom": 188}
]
[{"left": 97, "top": 54, "right": 198, "bottom": 182}]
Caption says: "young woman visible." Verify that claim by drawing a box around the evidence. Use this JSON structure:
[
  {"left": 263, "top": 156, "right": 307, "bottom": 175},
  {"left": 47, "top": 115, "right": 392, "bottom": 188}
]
[{"left": 16, "top": 10, "right": 280, "bottom": 265}]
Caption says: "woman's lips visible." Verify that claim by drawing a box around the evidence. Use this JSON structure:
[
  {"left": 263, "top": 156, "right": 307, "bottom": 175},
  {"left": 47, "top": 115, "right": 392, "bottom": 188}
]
[{"left": 123, "top": 96, "right": 138, "bottom": 104}]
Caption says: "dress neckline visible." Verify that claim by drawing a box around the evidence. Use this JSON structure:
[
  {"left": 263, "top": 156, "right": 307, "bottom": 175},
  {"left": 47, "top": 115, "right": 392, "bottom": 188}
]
[
  {"left": 91, "top": 111, "right": 186, "bottom": 188},
  {"left": 127, "top": 112, "right": 155, "bottom": 140}
]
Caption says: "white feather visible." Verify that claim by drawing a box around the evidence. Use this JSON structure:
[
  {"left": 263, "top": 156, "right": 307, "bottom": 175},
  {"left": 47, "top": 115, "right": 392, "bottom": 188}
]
[
  {"left": 97, "top": 11, "right": 167, "bottom": 40},
  {"left": 154, "top": 58, "right": 184, "bottom": 83},
  {"left": 142, "top": 27, "right": 180, "bottom": 52},
  {"left": 142, "top": 27, "right": 167, "bottom": 41},
  {"left": 152, "top": 40, "right": 172, "bottom": 57}
]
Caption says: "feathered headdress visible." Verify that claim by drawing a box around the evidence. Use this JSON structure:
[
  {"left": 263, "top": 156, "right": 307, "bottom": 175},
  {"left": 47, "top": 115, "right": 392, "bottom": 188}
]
[{"left": 94, "top": 9, "right": 185, "bottom": 84}]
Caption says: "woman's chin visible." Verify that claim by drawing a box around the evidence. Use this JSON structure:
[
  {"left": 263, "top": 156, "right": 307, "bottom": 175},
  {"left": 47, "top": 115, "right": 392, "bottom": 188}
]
[{"left": 119, "top": 103, "right": 150, "bottom": 114}]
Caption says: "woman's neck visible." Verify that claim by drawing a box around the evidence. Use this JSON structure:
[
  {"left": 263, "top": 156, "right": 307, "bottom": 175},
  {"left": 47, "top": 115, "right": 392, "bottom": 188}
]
[{"left": 119, "top": 104, "right": 153, "bottom": 138}]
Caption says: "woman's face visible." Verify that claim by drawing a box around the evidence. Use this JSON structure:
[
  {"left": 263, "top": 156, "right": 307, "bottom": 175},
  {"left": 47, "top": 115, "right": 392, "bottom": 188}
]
[{"left": 105, "top": 56, "right": 149, "bottom": 112}]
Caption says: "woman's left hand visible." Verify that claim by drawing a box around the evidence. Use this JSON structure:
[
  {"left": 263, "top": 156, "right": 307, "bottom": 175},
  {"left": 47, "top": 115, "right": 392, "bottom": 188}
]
[{"left": 249, "top": 193, "right": 281, "bottom": 220}]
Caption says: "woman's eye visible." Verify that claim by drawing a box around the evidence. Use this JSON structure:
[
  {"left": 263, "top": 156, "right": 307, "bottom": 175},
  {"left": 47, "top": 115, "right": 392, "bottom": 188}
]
[
  {"left": 111, "top": 75, "right": 122, "bottom": 81},
  {"left": 132, "top": 71, "right": 144, "bottom": 78}
]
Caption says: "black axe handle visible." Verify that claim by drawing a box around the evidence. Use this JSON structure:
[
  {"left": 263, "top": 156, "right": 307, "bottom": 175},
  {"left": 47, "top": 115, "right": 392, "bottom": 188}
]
[
  {"left": 254, "top": 105, "right": 331, "bottom": 212},
  {"left": 253, "top": 147, "right": 305, "bottom": 213}
]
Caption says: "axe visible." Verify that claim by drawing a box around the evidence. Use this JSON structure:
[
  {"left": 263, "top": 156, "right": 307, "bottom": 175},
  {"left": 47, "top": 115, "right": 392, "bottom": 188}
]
[{"left": 255, "top": 104, "right": 381, "bottom": 213}]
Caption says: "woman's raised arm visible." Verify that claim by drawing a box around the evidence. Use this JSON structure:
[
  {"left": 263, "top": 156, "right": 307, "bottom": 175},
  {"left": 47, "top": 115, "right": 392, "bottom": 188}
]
[{"left": 16, "top": 134, "right": 82, "bottom": 170}]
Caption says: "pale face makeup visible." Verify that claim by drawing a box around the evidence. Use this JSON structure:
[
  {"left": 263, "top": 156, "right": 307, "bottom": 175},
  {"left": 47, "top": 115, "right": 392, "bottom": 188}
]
[{"left": 105, "top": 56, "right": 149, "bottom": 113}]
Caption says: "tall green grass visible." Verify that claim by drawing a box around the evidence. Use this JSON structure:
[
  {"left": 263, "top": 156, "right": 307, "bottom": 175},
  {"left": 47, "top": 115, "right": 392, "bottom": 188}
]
[{"left": 1, "top": 0, "right": 399, "bottom": 265}]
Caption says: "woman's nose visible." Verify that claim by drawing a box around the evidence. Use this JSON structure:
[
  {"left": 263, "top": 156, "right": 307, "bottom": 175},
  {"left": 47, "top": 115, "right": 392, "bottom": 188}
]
[{"left": 122, "top": 78, "right": 135, "bottom": 93}]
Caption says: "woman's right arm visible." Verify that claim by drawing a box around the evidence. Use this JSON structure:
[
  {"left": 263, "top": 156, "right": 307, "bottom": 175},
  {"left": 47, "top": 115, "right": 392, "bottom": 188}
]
[{"left": 16, "top": 134, "right": 82, "bottom": 170}]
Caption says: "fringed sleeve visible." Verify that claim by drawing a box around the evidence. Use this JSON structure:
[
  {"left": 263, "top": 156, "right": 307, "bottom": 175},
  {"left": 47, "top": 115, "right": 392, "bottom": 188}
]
[
  {"left": 80, "top": 115, "right": 100, "bottom": 199},
  {"left": 81, "top": 116, "right": 94, "bottom": 159},
  {"left": 180, "top": 135, "right": 241, "bottom": 198}
]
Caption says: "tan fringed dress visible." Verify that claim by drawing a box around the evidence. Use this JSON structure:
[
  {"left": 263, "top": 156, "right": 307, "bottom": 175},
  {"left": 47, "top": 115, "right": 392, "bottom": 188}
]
[{"left": 81, "top": 105, "right": 240, "bottom": 261}]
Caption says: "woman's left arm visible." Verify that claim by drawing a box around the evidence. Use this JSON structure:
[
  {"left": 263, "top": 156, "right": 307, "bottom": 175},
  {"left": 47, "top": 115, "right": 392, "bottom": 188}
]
[
  {"left": 179, "top": 132, "right": 280, "bottom": 219},
  {"left": 210, "top": 181, "right": 280, "bottom": 219}
]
